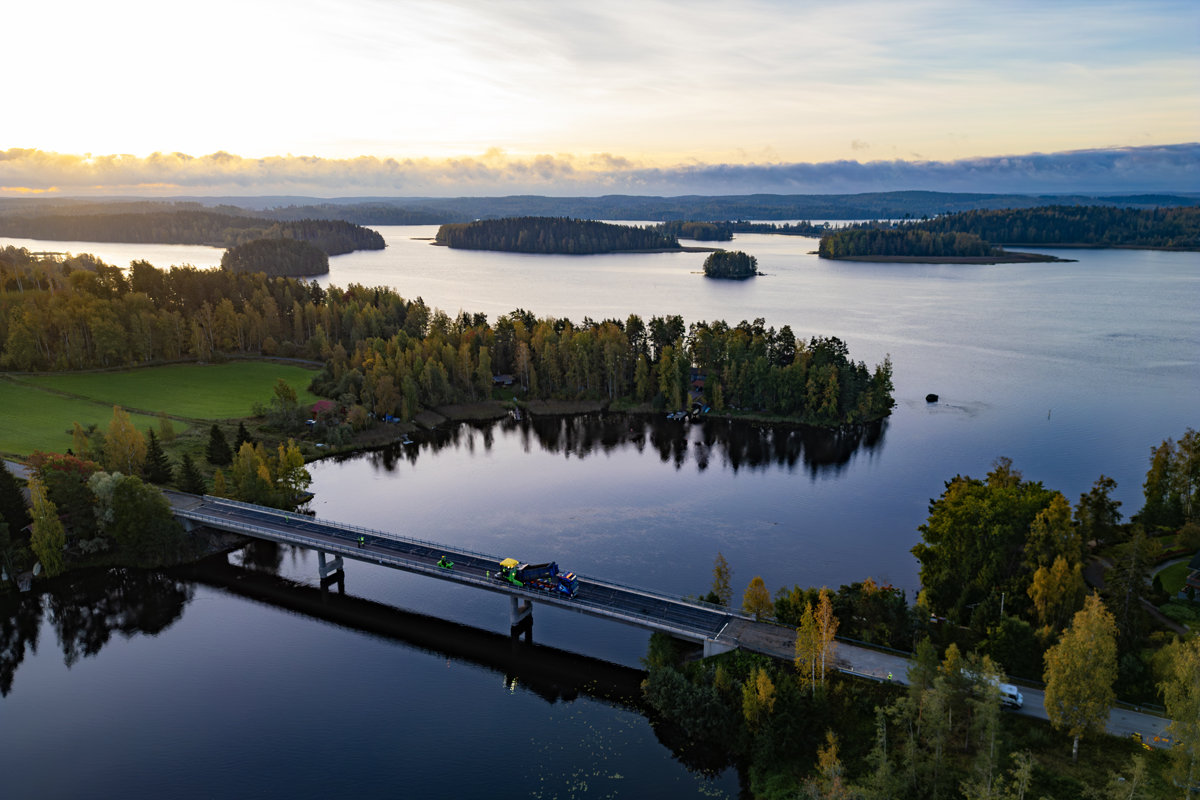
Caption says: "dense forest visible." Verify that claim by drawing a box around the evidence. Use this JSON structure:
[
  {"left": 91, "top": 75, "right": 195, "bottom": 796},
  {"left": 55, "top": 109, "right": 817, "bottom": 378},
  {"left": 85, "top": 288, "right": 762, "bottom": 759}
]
[
  {"left": 0, "top": 211, "right": 385, "bottom": 256},
  {"left": 703, "top": 251, "right": 758, "bottom": 279},
  {"left": 434, "top": 217, "right": 679, "bottom": 254},
  {"left": 911, "top": 205, "right": 1200, "bottom": 248},
  {"left": 819, "top": 229, "right": 997, "bottom": 259},
  {"left": 330, "top": 192, "right": 1200, "bottom": 222},
  {"left": 656, "top": 221, "right": 733, "bottom": 241},
  {"left": 220, "top": 238, "right": 329, "bottom": 276},
  {"left": 0, "top": 248, "right": 894, "bottom": 427}
]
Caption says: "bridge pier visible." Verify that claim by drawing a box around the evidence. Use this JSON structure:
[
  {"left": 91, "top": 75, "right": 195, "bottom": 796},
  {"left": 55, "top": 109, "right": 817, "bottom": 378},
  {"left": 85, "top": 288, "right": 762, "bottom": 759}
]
[
  {"left": 703, "top": 638, "right": 735, "bottom": 658},
  {"left": 317, "top": 550, "right": 344, "bottom": 579},
  {"left": 510, "top": 596, "right": 532, "bottom": 627}
]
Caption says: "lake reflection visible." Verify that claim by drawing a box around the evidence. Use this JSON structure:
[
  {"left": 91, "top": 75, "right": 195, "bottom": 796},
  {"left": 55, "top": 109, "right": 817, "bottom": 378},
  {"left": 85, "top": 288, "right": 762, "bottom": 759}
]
[
  {"left": 347, "top": 413, "right": 887, "bottom": 479},
  {"left": 0, "top": 559, "right": 741, "bottom": 797}
]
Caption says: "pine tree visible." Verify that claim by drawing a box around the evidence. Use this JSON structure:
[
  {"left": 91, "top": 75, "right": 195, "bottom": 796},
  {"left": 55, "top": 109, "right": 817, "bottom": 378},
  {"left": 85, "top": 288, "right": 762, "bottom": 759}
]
[
  {"left": 177, "top": 454, "right": 207, "bottom": 495},
  {"left": 0, "top": 460, "right": 31, "bottom": 534},
  {"left": 144, "top": 429, "right": 174, "bottom": 484},
  {"left": 206, "top": 424, "right": 232, "bottom": 466}
]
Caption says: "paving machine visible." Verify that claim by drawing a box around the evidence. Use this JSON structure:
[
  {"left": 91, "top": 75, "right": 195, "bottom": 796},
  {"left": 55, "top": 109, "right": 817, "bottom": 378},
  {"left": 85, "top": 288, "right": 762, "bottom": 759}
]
[{"left": 496, "top": 558, "right": 579, "bottom": 598}]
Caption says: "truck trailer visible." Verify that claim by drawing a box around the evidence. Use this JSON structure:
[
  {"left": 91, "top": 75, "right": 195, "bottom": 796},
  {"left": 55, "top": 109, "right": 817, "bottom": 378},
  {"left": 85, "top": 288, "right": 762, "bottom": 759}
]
[{"left": 496, "top": 558, "right": 579, "bottom": 598}]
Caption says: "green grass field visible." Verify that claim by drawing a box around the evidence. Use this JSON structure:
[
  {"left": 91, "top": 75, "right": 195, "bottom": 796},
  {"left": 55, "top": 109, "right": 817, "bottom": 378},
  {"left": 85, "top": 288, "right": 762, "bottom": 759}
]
[
  {"left": 1157, "top": 560, "right": 1193, "bottom": 596},
  {"left": 0, "top": 379, "right": 184, "bottom": 457},
  {"left": 17, "top": 361, "right": 321, "bottom": 420}
]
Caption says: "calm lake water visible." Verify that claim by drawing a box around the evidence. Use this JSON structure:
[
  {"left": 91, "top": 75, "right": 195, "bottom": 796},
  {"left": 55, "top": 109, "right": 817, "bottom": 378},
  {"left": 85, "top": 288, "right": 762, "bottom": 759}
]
[{"left": 2, "top": 227, "right": 1197, "bottom": 798}]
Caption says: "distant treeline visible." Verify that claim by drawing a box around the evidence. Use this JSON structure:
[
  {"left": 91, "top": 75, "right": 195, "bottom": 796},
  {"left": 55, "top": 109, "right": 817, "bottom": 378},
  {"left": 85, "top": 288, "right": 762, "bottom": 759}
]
[
  {"left": 911, "top": 205, "right": 1200, "bottom": 248},
  {"left": 703, "top": 251, "right": 758, "bottom": 279},
  {"left": 818, "top": 205, "right": 1200, "bottom": 258},
  {"left": 820, "top": 230, "right": 997, "bottom": 259},
  {"left": 726, "top": 220, "right": 829, "bottom": 236},
  {"left": 221, "top": 238, "right": 329, "bottom": 276},
  {"left": 0, "top": 211, "right": 386, "bottom": 255},
  {"left": 379, "top": 192, "right": 1200, "bottom": 222},
  {"left": 246, "top": 203, "right": 470, "bottom": 226},
  {"left": 658, "top": 220, "right": 829, "bottom": 239},
  {"left": 657, "top": 221, "right": 733, "bottom": 241},
  {"left": 0, "top": 249, "right": 894, "bottom": 427},
  {"left": 435, "top": 217, "right": 678, "bottom": 254},
  {"left": 5, "top": 193, "right": 1198, "bottom": 225}
]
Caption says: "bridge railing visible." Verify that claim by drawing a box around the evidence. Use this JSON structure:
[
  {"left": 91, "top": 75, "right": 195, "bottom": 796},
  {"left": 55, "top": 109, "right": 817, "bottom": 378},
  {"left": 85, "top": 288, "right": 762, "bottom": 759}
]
[
  {"left": 179, "top": 506, "right": 726, "bottom": 641},
  {"left": 200, "top": 495, "right": 749, "bottom": 621}
]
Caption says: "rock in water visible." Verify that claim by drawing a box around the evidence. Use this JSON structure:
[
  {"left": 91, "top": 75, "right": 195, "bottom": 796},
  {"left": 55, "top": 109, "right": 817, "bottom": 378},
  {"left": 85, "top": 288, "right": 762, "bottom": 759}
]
[{"left": 926, "top": 393, "right": 939, "bottom": 403}]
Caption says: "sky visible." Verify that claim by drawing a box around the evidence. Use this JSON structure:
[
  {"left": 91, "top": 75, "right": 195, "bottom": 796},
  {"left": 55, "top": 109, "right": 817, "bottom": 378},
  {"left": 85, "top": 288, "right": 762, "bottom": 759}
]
[{"left": 3, "top": 0, "right": 1197, "bottom": 197}]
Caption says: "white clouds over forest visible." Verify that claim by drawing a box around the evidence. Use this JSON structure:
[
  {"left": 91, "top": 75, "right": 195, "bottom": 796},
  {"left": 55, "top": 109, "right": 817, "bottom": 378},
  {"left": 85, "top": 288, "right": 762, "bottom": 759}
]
[{"left": 2, "top": 144, "right": 1197, "bottom": 197}]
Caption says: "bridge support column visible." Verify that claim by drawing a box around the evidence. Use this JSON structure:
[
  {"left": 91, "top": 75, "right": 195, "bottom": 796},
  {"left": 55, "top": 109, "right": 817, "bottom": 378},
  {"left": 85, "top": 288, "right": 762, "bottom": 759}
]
[
  {"left": 510, "top": 596, "right": 532, "bottom": 627},
  {"left": 703, "top": 638, "right": 735, "bottom": 658},
  {"left": 317, "top": 550, "right": 344, "bottom": 579}
]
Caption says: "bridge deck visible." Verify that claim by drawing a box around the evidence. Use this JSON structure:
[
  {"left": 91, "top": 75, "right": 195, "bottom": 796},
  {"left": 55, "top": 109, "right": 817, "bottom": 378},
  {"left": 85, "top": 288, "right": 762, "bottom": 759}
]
[{"left": 171, "top": 495, "right": 740, "bottom": 642}]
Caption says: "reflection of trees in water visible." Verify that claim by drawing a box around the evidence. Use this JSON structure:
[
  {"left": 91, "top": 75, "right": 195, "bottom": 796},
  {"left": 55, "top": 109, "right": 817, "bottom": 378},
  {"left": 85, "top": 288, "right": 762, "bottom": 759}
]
[
  {"left": 360, "top": 414, "right": 887, "bottom": 479},
  {"left": 0, "top": 595, "right": 43, "bottom": 697},
  {"left": 0, "top": 568, "right": 191, "bottom": 694}
]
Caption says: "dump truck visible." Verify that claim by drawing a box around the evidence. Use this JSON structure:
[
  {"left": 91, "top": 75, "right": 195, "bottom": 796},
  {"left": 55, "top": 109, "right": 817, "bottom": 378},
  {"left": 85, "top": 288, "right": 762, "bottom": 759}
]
[{"left": 495, "top": 558, "right": 579, "bottom": 598}]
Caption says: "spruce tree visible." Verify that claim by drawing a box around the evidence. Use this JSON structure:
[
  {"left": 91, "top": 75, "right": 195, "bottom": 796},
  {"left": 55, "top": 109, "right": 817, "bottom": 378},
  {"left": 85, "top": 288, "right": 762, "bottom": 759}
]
[
  {"left": 177, "top": 454, "right": 207, "bottom": 495},
  {"left": 234, "top": 421, "right": 256, "bottom": 451},
  {"left": 206, "top": 424, "right": 232, "bottom": 466},
  {"left": 144, "top": 429, "right": 175, "bottom": 485},
  {"left": 0, "top": 460, "right": 31, "bottom": 535}
]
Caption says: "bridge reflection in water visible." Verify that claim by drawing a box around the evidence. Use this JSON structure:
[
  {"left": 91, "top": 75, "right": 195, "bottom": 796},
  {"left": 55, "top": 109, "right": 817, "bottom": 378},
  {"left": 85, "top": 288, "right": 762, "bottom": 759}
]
[{"left": 0, "top": 552, "right": 738, "bottom": 776}]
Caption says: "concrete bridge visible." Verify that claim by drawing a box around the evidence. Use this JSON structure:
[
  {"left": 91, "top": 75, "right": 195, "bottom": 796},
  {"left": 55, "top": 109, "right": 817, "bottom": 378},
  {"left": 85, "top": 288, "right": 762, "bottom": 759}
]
[
  {"left": 168, "top": 493, "right": 744, "bottom": 656},
  {"left": 167, "top": 493, "right": 1178, "bottom": 749}
]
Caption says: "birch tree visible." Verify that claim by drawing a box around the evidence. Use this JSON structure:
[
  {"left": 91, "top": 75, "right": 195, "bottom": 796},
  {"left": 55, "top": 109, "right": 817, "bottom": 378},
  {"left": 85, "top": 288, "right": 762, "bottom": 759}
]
[
  {"left": 1043, "top": 593, "right": 1118, "bottom": 762},
  {"left": 1160, "top": 637, "right": 1200, "bottom": 795}
]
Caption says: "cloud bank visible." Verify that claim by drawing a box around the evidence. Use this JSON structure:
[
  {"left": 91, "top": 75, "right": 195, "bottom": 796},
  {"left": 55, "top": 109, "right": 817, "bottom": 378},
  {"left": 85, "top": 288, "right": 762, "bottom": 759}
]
[{"left": 2, "top": 144, "right": 1198, "bottom": 198}]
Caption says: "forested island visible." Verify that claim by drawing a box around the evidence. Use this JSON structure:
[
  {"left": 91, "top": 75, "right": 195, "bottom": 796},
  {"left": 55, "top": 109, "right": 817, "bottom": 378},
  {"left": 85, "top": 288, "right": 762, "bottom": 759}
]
[
  {"left": 220, "top": 238, "right": 329, "bottom": 276},
  {"left": 0, "top": 247, "right": 894, "bottom": 427},
  {"left": 818, "top": 205, "right": 1199, "bottom": 260},
  {"left": 434, "top": 216, "right": 681, "bottom": 254},
  {"left": 657, "top": 221, "right": 733, "bottom": 241},
  {"left": 910, "top": 205, "right": 1200, "bottom": 249},
  {"left": 703, "top": 250, "right": 758, "bottom": 279},
  {"left": 818, "top": 229, "right": 1065, "bottom": 263},
  {"left": 0, "top": 211, "right": 385, "bottom": 256}
]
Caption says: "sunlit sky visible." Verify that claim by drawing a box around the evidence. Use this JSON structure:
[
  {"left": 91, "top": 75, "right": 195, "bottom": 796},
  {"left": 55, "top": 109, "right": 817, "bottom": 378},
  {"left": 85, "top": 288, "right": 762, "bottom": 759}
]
[{"left": 3, "top": 0, "right": 1198, "bottom": 195}]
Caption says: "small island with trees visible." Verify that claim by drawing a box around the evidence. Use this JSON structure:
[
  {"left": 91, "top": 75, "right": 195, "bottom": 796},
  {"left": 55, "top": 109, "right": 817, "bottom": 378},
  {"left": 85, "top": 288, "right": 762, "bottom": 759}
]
[
  {"left": 434, "top": 216, "right": 704, "bottom": 254},
  {"left": 703, "top": 250, "right": 759, "bottom": 279}
]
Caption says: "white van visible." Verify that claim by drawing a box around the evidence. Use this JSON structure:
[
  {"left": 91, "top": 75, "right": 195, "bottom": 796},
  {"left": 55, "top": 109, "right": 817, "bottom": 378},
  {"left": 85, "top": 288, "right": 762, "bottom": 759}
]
[
  {"left": 999, "top": 682, "right": 1024, "bottom": 709},
  {"left": 967, "top": 671, "right": 1025, "bottom": 710}
]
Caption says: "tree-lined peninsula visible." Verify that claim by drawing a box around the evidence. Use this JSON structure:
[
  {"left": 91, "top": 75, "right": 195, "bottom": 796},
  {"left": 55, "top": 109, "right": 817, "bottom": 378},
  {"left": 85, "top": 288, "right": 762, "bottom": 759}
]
[
  {"left": 221, "top": 238, "right": 329, "bottom": 276},
  {"left": 817, "top": 205, "right": 1200, "bottom": 261},
  {"left": 0, "top": 248, "right": 894, "bottom": 428},
  {"left": 0, "top": 211, "right": 385, "bottom": 256},
  {"left": 435, "top": 216, "right": 680, "bottom": 254}
]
